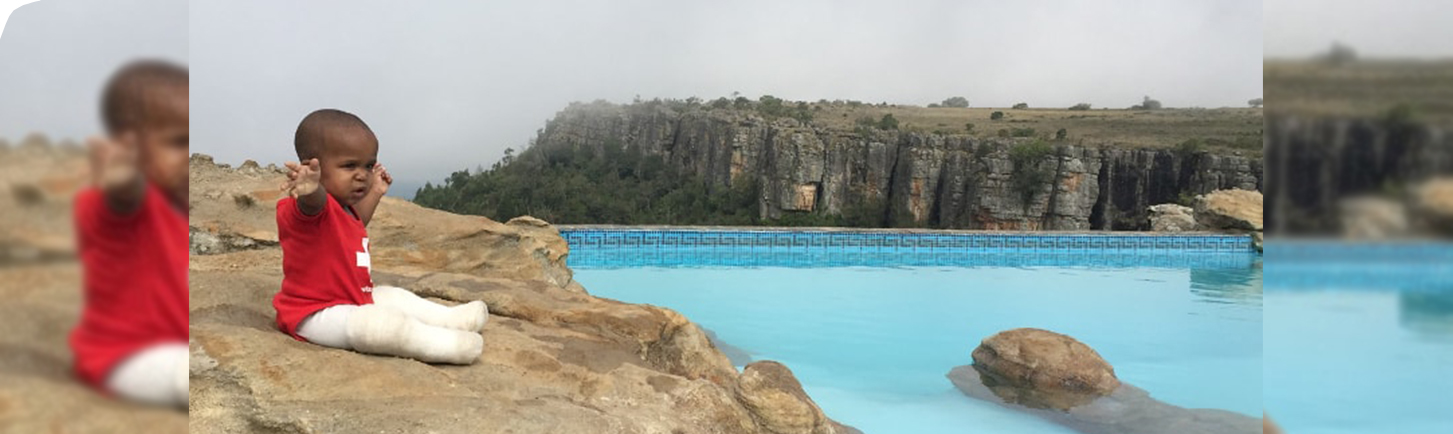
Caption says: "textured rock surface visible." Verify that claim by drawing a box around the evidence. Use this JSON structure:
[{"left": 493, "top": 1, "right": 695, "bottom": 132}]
[
  {"left": 187, "top": 155, "right": 856, "bottom": 434},
  {"left": 1411, "top": 177, "right": 1453, "bottom": 235},
  {"left": 1265, "top": 115, "right": 1453, "bottom": 234},
  {"left": 1147, "top": 204, "right": 1196, "bottom": 232},
  {"left": 1338, "top": 195, "right": 1411, "bottom": 239},
  {"left": 1194, "top": 189, "right": 1264, "bottom": 251},
  {"left": 1264, "top": 415, "right": 1283, "bottom": 434},
  {"left": 0, "top": 145, "right": 188, "bottom": 433},
  {"left": 538, "top": 101, "right": 1262, "bottom": 230},
  {"left": 1194, "top": 190, "right": 1263, "bottom": 232},
  {"left": 950, "top": 328, "right": 1260, "bottom": 434},
  {"left": 948, "top": 366, "right": 1260, "bottom": 434},
  {"left": 967, "top": 328, "right": 1120, "bottom": 411}
]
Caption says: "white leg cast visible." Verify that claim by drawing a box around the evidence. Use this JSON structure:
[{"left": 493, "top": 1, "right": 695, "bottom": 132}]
[
  {"left": 105, "top": 343, "right": 189, "bottom": 408},
  {"left": 371, "top": 286, "right": 488, "bottom": 332},
  {"left": 344, "top": 304, "right": 483, "bottom": 364},
  {"left": 174, "top": 349, "right": 189, "bottom": 406},
  {"left": 297, "top": 304, "right": 359, "bottom": 349}
]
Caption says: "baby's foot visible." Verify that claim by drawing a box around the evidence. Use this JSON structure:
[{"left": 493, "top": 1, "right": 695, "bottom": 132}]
[
  {"left": 445, "top": 300, "right": 488, "bottom": 333},
  {"left": 413, "top": 327, "right": 483, "bottom": 365}
]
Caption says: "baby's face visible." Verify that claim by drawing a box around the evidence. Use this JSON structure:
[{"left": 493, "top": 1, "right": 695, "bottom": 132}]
[
  {"left": 135, "top": 89, "right": 189, "bottom": 209},
  {"left": 317, "top": 127, "right": 379, "bottom": 207}
]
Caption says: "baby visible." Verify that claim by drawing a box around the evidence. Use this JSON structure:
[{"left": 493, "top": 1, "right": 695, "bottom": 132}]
[
  {"left": 70, "top": 60, "right": 190, "bottom": 407},
  {"left": 274, "top": 109, "right": 485, "bottom": 364}
]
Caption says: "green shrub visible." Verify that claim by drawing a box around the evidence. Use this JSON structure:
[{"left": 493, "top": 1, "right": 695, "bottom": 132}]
[
  {"left": 990, "top": 111, "right": 1005, "bottom": 120},
  {"left": 1055, "top": 128, "right": 1067, "bottom": 140},
  {"left": 1069, "top": 103, "right": 1091, "bottom": 111},
  {"left": 942, "top": 96, "right": 970, "bottom": 108},
  {"left": 1008, "top": 140, "right": 1056, "bottom": 208},
  {"left": 878, "top": 114, "right": 899, "bottom": 130},
  {"left": 1175, "top": 138, "right": 1205, "bottom": 157},
  {"left": 1012, "top": 103, "right": 1029, "bottom": 109},
  {"left": 1011, "top": 128, "right": 1036, "bottom": 138},
  {"left": 964, "top": 123, "right": 976, "bottom": 133}
]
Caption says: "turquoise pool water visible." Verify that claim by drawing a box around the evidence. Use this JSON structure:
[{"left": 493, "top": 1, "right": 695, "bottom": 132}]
[
  {"left": 568, "top": 231, "right": 1262, "bottom": 434},
  {"left": 1264, "top": 243, "right": 1453, "bottom": 434}
]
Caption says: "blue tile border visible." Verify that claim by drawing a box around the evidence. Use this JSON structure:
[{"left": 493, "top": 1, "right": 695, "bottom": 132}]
[
  {"left": 1263, "top": 241, "right": 1453, "bottom": 292},
  {"left": 561, "top": 228, "right": 1257, "bottom": 268}
]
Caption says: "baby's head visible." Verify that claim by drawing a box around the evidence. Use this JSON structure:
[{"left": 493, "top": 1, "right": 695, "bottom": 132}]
[
  {"left": 294, "top": 109, "right": 379, "bottom": 207},
  {"left": 101, "top": 60, "right": 188, "bottom": 206}
]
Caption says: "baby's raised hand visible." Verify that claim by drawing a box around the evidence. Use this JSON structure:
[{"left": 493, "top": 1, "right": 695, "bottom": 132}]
[
  {"left": 372, "top": 164, "right": 393, "bottom": 196},
  {"left": 87, "top": 133, "right": 140, "bottom": 193},
  {"left": 283, "top": 159, "right": 322, "bottom": 199}
]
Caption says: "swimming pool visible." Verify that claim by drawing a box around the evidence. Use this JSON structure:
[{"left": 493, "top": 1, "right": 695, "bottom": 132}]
[
  {"left": 1264, "top": 242, "right": 1453, "bottom": 434},
  {"left": 564, "top": 228, "right": 1262, "bottom": 434}
]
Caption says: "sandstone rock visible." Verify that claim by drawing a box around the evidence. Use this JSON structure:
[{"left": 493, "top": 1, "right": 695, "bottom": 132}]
[
  {"left": 185, "top": 154, "right": 856, "bottom": 433},
  {"left": 1194, "top": 189, "right": 1263, "bottom": 232},
  {"left": 736, "top": 361, "right": 848, "bottom": 434},
  {"left": 969, "top": 328, "right": 1120, "bottom": 411},
  {"left": 1264, "top": 414, "right": 1283, "bottom": 434},
  {"left": 1410, "top": 177, "right": 1453, "bottom": 236},
  {"left": 0, "top": 265, "right": 188, "bottom": 433},
  {"left": 950, "top": 328, "right": 1260, "bottom": 434},
  {"left": 1338, "top": 195, "right": 1410, "bottom": 239},
  {"left": 188, "top": 154, "right": 576, "bottom": 288},
  {"left": 1147, "top": 203, "right": 1196, "bottom": 232}
]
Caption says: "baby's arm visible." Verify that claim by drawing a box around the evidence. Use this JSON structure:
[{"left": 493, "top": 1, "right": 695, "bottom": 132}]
[
  {"left": 354, "top": 164, "right": 392, "bottom": 226},
  {"left": 284, "top": 159, "right": 327, "bottom": 215},
  {"left": 88, "top": 133, "right": 146, "bottom": 214}
]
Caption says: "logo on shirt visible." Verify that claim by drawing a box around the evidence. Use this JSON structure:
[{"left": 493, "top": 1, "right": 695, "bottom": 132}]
[{"left": 357, "top": 238, "right": 372, "bottom": 293}]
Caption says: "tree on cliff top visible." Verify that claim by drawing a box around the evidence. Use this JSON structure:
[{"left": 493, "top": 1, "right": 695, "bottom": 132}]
[
  {"left": 1140, "top": 96, "right": 1162, "bottom": 110},
  {"left": 942, "top": 96, "right": 970, "bottom": 108}
]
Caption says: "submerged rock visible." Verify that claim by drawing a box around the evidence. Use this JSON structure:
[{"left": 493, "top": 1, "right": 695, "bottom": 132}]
[
  {"left": 968, "top": 328, "right": 1120, "bottom": 411},
  {"left": 1264, "top": 414, "right": 1284, "bottom": 434},
  {"left": 949, "top": 328, "right": 1260, "bottom": 434},
  {"left": 703, "top": 328, "right": 755, "bottom": 367}
]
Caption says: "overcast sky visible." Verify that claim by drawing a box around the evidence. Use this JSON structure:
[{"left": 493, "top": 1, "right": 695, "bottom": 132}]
[
  {"left": 184, "top": 0, "right": 1263, "bottom": 197},
  {"left": 3, "top": 0, "right": 1263, "bottom": 197},
  {"left": 1265, "top": 0, "right": 1453, "bottom": 58},
  {"left": 0, "top": 0, "right": 186, "bottom": 143}
]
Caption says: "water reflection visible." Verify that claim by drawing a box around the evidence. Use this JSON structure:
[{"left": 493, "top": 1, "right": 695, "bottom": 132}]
[
  {"left": 1189, "top": 261, "right": 1263, "bottom": 306},
  {"left": 1400, "top": 291, "right": 1453, "bottom": 342}
]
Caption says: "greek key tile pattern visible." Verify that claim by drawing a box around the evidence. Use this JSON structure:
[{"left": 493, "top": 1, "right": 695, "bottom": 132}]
[{"left": 561, "top": 229, "right": 1257, "bottom": 269}]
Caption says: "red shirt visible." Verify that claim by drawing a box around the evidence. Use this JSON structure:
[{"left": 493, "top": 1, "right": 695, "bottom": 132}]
[
  {"left": 69, "top": 184, "right": 189, "bottom": 388},
  {"left": 273, "top": 194, "right": 374, "bottom": 340}
]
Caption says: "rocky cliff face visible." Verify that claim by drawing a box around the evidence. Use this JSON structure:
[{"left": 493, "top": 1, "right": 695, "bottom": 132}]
[
  {"left": 1265, "top": 115, "right": 1453, "bottom": 234},
  {"left": 535, "top": 102, "right": 1262, "bottom": 230}
]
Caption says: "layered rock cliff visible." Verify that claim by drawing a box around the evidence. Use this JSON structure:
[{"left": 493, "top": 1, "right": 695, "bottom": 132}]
[
  {"left": 1264, "top": 114, "right": 1453, "bottom": 234},
  {"left": 534, "top": 102, "right": 1262, "bottom": 230}
]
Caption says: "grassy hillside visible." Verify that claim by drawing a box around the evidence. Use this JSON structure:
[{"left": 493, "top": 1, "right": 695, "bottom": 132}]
[
  {"left": 1265, "top": 58, "right": 1453, "bottom": 124},
  {"left": 810, "top": 104, "right": 1263, "bottom": 153}
]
